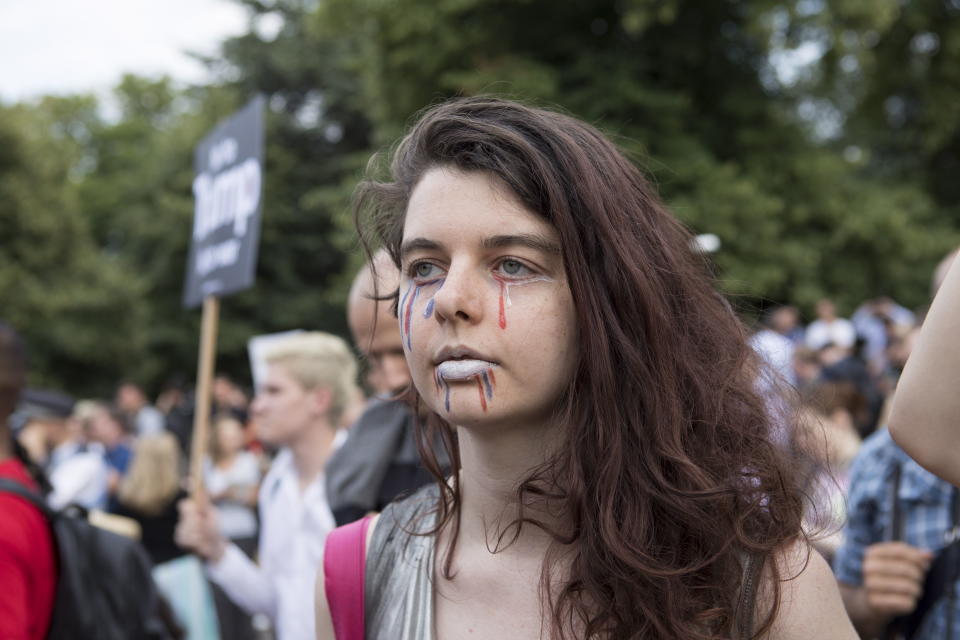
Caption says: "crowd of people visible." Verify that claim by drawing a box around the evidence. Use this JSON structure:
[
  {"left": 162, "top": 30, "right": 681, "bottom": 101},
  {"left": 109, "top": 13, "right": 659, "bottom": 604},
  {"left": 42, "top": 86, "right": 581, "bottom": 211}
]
[{"left": 2, "top": 97, "right": 960, "bottom": 640}]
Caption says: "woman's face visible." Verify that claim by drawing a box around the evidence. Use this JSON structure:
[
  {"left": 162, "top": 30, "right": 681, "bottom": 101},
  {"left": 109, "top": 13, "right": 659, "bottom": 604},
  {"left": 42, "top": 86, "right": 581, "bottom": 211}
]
[
  {"left": 399, "top": 167, "right": 577, "bottom": 429},
  {"left": 216, "top": 417, "right": 245, "bottom": 454}
]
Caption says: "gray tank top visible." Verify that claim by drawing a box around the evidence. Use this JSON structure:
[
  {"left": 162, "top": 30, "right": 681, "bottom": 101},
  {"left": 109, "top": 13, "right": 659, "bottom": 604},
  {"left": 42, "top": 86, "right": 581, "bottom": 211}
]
[
  {"left": 365, "top": 484, "right": 439, "bottom": 640},
  {"left": 363, "top": 484, "right": 760, "bottom": 640}
]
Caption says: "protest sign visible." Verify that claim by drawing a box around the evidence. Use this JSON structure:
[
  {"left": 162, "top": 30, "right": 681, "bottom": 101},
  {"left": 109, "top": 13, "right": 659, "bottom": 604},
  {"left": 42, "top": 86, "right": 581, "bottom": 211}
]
[
  {"left": 183, "top": 95, "right": 265, "bottom": 308},
  {"left": 183, "top": 95, "right": 265, "bottom": 500}
]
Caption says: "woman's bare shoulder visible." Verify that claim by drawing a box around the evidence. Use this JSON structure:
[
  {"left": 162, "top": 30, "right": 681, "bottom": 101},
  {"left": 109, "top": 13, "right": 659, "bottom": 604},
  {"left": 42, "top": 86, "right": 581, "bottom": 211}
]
[{"left": 757, "top": 540, "right": 857, "bottom": 640}]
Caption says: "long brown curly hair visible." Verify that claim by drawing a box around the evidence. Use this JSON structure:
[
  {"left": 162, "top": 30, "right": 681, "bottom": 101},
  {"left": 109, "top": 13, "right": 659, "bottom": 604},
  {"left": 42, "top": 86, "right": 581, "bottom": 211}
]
[{"left": 354, "top": 97, "right": 805, "bottom": 640}]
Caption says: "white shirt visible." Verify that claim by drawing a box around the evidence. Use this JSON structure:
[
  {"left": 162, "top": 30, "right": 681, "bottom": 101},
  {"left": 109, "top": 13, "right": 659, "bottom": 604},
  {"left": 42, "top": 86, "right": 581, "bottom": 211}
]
[
  {"left": 204, "top": 451, "right": 261, "bottom": 540},
  {"left": 805, "top": 317, "right": 856, "bottom": 350},
  {"left": 47, "top": 441, "right": 109, "bottom": 511},
  {"left": 750, "top": 329, "right": 796, "bottom": 386},
  {"left": 134, "top": 406, "right": 165, "bottom": 437},
  {"left": 206, "top": 448, "right": 336, "bottom": 640}
]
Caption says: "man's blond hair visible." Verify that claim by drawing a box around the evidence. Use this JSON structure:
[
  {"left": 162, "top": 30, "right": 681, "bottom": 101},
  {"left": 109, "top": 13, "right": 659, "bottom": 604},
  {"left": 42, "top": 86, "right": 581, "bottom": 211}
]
[{"left": 264, "top": 332, "right": 359, "bottom": 423}]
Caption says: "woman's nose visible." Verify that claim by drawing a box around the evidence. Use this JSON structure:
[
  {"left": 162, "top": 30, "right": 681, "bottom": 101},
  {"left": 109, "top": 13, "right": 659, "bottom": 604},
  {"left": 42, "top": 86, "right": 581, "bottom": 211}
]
[{"left": 431, "top": 265, "right": 486, "bottom": 325}]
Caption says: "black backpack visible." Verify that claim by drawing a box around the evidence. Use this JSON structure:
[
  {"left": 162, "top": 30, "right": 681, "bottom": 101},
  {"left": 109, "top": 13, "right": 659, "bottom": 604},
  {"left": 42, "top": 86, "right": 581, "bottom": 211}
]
[{"left": 0, "top": 478, "right": 172, "bottom": 640}]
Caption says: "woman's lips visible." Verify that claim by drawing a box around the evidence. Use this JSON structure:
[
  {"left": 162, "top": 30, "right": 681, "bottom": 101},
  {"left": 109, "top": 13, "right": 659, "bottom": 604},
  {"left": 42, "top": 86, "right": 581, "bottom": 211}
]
[{"left": 436, "top": 359, "right": 497, "bottom": 380}]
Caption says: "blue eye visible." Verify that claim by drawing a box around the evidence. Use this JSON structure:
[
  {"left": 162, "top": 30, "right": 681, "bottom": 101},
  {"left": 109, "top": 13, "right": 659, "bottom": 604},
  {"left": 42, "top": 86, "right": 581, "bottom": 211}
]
[
  {"left": 498, "top": 259, "right": 528, "bottom": 277},
  {"left": 414, "top": 262, "right": 437, "bottom": 278}
]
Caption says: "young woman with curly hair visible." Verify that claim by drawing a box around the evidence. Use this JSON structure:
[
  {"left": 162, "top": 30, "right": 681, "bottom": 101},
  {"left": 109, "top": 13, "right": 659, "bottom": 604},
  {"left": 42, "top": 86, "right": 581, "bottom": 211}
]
[{"left": 317, "top": 97, "right": 856, "bottom": 640}]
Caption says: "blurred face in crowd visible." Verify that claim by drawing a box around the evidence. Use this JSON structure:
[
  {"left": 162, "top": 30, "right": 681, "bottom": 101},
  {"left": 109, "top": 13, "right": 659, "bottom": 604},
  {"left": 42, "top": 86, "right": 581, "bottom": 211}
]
[
  {"left": 16, "top": 420, "right": 49, "bottom": 463},
  {"left": 213, "top": 376, "right": 247, "bottom": 409},
  {"left": 250, "top": 364, "right": 327, "bottom": 446},
  {"left": 351, "top": 300, "right": 410, "bottom": 395},
  {"left": 793, "top": 350, "right": 821, "bottom": 385},
  {"left": 815, "top": 299, "right": 837, "bottom": 322},
  {"left": 887, "top": 327, "right": 921, "bottom": 371},
  {"left": 116, "top": 383, "right": 146, "bottom": 412},
  {"left": 17, "top": 415, "right": 72, "bottom": 460},
  {"left": 214, "top": 416, "right": 246, "bottom": 456},
  {"left": 770, "top": 306, "right": 798, "bottom": 335},
  {"left": 348, "top": 256, "right": 412, "bottom": 395},
  {"left": 89, "top": 407, "right": 125, "bottom": 447}
]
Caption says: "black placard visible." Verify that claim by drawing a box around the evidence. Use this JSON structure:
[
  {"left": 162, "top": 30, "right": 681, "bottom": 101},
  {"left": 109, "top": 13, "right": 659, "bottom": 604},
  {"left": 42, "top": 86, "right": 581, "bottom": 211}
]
[{"left": 183, "top": 95, "right": 265, "bottom": 308}]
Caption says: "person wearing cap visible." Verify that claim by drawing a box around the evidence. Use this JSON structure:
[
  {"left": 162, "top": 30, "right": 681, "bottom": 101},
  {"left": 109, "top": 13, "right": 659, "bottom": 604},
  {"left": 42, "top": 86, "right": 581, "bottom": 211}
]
[
  {"left": 16, "top": 389, "right": 109, "bottom": 510},
  {"left": 0, "top": 323, "right": 56, "bottom": 639}
]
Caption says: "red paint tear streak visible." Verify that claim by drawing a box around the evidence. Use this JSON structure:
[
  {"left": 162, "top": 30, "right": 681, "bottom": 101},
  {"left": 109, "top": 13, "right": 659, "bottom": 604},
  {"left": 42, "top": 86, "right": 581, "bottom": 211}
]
[
  {"left": 498, "top": 280, "right": 507, "bottom": 329},
  {"left": 488, "top": 369, "right": 496, "bottom": 386},
  {"left": 476, "top": 375, "right": 487, "bottom": 412}
]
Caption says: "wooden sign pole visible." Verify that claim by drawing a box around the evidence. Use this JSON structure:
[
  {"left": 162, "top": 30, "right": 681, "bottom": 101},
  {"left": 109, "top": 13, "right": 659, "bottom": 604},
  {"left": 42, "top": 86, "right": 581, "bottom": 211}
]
[{"left": 189, "top": 295, "right": 220, "bottom": 502}]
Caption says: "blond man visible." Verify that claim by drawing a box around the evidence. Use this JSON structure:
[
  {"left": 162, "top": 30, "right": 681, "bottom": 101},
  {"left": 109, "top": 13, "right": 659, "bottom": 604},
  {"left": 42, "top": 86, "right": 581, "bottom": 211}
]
[{"left": 176, "top": 332, "right": 358, "bottom": 640}]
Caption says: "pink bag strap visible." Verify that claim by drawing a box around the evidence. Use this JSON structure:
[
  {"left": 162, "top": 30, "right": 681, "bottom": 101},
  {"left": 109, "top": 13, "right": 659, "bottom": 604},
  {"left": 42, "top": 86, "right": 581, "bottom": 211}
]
[{"left": 324, "top": 516, "right": 372, "bottom": 640}]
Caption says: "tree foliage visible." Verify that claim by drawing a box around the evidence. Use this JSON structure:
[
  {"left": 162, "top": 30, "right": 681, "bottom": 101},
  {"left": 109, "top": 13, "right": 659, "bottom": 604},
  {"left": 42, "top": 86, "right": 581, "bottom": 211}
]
[{"left": 1, "top": 0, "right": 957, "bottom": 394}]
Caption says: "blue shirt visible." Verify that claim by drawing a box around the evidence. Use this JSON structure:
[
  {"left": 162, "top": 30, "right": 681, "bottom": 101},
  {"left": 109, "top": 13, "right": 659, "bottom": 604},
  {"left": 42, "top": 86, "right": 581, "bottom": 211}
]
[
  {"left": 834, "top": 428, "right": 960, "bottom": 639},
  {"left": 103, "top": 443, "right": 132, "bottom": 475}
]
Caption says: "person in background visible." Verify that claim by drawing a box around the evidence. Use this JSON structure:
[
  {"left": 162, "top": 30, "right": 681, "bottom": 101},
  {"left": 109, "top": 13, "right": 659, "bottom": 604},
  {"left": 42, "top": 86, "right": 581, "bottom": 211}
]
[
  {"left": 156, "top": 375, "right": 194, "bottom": 456},
  {"left": 852, "top": 297, "right": 915, "bottom": 376},
  {"left": 773, "top": 304, "right": 805, "bottom": 345},
  {"left": 204, "top": 411, "right": 261, "bottom": 640},
  {"left": 834, "top": 273, "right": 960, "bottom": 638},
  {"left": 16, "top": 389, "right": 109, "bottom": 510},
  {"left": 889, "top": 247, "right": 960, "bottom": 486},
  {"left": 116, "top": 432, "right": 218, "bottom": 638},
  {"left": 806, "top": 298, "right": 857, "bottom": 352},
  {"left": 205, "top": 411, "right": 260, "bottom": 552},
  {"left": 176, "top": 331, "right": 359, "bottom": 640},
  {"left": 793, "top": 382, "right": 863, "bottom": 561},
  {"left": 116, "top": 380, "right": 165, "bottom": 437},
  {"left": 325, "top": 252, "right": 448, "bottom": 526},
  {"left": 0, "top": 323, "right": 56, "bottom": 640},
  {"left": 750, "top": 305, "right": 798, "bottom": 386},
  {"left": 833, "top": 422, "right": 958, "bottom": 638},
  {"left": 350, "top": 252, "right": 412, "bottom": 397},
  {"left": 818, "top": 339, "right": 884, "bottom": 438},
  {"left": 87, "top": 402, "right": 134, "bottom": 511},
  {"left": 115, "top": 432, "right": 188, "bottom": 566},
  {"left": 792, "top": 346, "right": 822, "bottom": 391},
  {"left": 212, "top": 374, "right": 250, "bottom": 415}
]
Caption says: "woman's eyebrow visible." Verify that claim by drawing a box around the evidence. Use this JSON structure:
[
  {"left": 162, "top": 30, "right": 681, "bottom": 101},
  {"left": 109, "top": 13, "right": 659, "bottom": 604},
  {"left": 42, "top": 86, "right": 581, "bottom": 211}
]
[
  {"left": 400, "top": 237, "right": 445, "bottom": 260},
  {"left": 481, "top": 233, "right": 561, "bottom": 255}
]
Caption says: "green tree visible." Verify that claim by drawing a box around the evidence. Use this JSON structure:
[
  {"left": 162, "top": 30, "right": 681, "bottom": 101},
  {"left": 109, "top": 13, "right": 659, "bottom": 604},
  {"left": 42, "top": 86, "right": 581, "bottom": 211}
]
[
  {"left": 0, "top": 98, "right": 147, "bottom": 395},
  {"left": 321, "top": 0, "right": 958, "bottom": 312}
]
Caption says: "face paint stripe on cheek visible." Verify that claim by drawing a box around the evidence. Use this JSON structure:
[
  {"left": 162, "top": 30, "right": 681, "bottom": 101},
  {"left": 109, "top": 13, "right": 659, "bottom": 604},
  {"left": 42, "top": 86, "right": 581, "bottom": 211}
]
[
  {"left": 475, "top": 375, "right": 488, "bottom": 412},
  {"left": 481, "top": 370, "right": 493, "bottom": 399},
  {"left": 491, "top": 274, "right": 554, "bottom": 331},
  {"left": 399, "top": 284, "right": 412, "bottom": 342},
  {"left": 403, "top": 285, "right": 421, "bottom": 349}
]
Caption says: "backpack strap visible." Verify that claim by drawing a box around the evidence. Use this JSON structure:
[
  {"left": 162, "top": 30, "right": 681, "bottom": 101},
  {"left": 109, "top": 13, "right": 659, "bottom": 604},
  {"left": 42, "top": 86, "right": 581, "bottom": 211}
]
[
  {"left": 0, "top": 476, "right": 53, "bottom": 518},
  {"left": 324, "top": 516, "right": 372, "bottom": 640},
  {"left": 888, "top": 461, "right": 904, "bottom": 542}
]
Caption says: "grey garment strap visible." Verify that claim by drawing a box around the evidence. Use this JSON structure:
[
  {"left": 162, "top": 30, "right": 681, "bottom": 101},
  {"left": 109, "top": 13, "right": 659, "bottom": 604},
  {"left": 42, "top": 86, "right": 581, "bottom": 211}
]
[
  {"left": 735, "top": 552, "right": 764, "bottom": 640},
  {"left": 365, "top": 484, "right": 440, "bottom": 640}
]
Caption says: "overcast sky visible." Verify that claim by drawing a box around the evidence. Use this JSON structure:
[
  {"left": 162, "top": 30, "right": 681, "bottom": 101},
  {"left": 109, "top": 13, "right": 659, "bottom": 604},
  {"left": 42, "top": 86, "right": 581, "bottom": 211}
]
[{"left": 0, "top": 0, "right": 250, "bottom": 103}]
